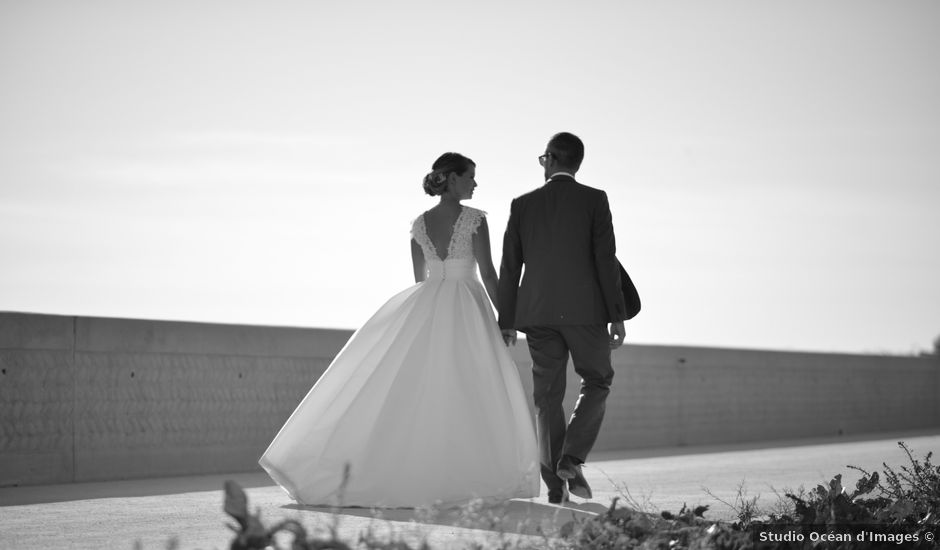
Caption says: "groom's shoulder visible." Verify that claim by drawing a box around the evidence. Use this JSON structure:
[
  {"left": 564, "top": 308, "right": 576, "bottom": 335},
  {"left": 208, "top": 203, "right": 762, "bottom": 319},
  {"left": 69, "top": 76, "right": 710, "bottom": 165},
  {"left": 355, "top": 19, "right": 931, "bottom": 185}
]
[
  {"left": 572, "top": 180, "right": 606, "bottom": 195},
  {"left": 511, "top": 179, "right": 606, "bottom": 204},
  {"left": 509, "top": 187, "right": 540, "bottom": 207},
  {"left": 513, "top": 187, "right": 541, "bottom": 201},
  {"left": 514, "top": 181, "right": 559, "bottom": 200},
  {"left": 572, "top": 181, "right": 612, "bottom": 206}
]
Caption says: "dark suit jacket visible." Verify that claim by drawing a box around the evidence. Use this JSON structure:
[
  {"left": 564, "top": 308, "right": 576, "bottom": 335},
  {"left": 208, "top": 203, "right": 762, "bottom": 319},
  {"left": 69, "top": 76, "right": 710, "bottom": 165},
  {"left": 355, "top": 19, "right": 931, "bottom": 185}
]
[{"left": 498, "top": 175, "right": 626, "bottom": 331}]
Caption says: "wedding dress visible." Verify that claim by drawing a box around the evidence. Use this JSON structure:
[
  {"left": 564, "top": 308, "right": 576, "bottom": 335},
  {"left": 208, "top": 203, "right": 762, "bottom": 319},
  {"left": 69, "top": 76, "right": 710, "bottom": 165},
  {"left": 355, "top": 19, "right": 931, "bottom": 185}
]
[{"left": 259, "top": 206, "right": 540, "bottom": 508}]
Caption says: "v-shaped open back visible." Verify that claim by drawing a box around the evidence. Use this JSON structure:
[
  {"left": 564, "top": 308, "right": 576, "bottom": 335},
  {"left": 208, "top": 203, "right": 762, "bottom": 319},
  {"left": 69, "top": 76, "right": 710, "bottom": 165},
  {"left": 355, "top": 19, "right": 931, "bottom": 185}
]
[
  {"left": 422, "top": 207, "right": 466, "bottom": 261},
  {"left": 412, "top": 206, "right": 485, "bottom": 265}
]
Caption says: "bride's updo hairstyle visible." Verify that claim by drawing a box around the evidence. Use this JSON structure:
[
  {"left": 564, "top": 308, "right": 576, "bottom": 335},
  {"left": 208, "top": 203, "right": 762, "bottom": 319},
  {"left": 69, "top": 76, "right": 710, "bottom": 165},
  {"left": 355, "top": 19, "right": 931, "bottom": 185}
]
[{"left": 423, "top": 152, "right": 475, "bottom": 196}]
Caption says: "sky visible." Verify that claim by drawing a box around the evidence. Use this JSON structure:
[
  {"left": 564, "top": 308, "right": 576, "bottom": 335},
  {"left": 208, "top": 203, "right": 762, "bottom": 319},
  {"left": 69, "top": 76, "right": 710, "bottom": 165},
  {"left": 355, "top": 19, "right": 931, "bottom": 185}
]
[{"left": 1, "top": 0, "right": 938, "bottom": 355}]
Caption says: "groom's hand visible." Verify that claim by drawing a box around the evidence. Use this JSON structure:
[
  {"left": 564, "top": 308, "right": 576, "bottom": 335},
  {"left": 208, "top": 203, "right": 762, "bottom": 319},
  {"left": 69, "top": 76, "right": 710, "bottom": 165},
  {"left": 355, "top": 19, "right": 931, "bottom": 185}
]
[
  {"left": 609, "top": 321, "right": 625, "bottom": 349},
  {"left": 501, "top": 329, "right": 517, "bottom": 346}
]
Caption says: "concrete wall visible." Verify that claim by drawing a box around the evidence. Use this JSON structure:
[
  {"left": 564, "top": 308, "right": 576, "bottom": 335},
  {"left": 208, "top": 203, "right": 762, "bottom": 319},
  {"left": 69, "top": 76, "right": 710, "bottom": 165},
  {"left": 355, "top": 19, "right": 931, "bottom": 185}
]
[
  {"left": 0, "top": 313, "right": 349, "bottom": 486},
  {"left": 2, "top": 312, "right": 938, "bottom": 486},
  {"left": 594, "top": 345, "right": 939, "bottom": 451}
]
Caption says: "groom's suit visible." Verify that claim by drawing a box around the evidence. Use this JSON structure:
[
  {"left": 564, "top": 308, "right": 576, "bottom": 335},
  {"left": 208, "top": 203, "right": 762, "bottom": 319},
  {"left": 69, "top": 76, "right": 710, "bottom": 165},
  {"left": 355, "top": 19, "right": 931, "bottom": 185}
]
[{"left": 498, "top": 174, "right": 625, "bottom": 492}]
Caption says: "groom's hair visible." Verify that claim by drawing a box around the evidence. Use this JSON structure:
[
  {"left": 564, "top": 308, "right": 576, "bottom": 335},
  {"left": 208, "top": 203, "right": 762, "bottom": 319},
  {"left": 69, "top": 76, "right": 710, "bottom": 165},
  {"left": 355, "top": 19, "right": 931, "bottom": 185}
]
[{"left": 547, "top": 132, "right": 584, "bottom": 171}]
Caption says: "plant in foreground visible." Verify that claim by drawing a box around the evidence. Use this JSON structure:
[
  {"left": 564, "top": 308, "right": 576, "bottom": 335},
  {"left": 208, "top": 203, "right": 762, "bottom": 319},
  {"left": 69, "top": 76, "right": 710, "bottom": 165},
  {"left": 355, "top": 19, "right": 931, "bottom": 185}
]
[
  {"left": 219, "top": 441, "right": 939, "bottom": 549},
  {"left": 765, "top": 441, "right": 939, "bottom": 530}
]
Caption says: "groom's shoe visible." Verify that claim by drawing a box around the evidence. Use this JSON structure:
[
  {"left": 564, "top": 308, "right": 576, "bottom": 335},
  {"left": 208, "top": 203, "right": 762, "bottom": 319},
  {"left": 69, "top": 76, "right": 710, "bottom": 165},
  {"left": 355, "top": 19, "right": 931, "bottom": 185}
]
[
  {"left": 557, "top": 456, "right": 593, "bottom": 500},
  {"left": 567, "top": 471, "right": 593, "bottom": 500},
  {"left": 547, "top": 485, "right": 569, "bottom": 504},
  {"left": 556, "top": 455, "right": 580, "bottom": 480}
]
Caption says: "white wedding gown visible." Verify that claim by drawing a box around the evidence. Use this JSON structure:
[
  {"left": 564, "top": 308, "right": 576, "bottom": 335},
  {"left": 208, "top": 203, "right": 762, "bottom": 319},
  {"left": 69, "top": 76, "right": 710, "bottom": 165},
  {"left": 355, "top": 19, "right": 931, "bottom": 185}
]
[{"left": 259, "top": 206, "right": 540, "bottom": 508}]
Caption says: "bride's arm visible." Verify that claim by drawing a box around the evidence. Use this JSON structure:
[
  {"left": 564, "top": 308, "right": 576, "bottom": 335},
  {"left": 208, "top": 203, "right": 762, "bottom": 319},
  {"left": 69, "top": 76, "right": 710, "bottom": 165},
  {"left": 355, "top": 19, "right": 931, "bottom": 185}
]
[
  {"left": 411, "top": 239, "right": 427, "bottom": 283},
  {"left": 472, "top": 217, "right": 499, "bottom": 310}
]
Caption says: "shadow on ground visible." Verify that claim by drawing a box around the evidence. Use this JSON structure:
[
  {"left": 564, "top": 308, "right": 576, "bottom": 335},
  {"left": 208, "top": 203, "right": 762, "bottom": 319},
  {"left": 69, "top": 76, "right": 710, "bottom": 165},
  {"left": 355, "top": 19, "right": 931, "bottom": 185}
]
[
  {"left": 282, "top": 499, "right": 609, "bottom": 538},
  {"left": 0, "top": 472, "right": 276, "bottom": 506}
]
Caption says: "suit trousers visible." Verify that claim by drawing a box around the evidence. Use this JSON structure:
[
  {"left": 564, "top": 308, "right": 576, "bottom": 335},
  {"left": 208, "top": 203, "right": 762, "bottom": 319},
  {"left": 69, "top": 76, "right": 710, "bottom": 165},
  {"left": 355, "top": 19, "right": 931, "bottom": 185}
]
[{"left": 525, "top": 324, "right": 613, "bottom": 490}]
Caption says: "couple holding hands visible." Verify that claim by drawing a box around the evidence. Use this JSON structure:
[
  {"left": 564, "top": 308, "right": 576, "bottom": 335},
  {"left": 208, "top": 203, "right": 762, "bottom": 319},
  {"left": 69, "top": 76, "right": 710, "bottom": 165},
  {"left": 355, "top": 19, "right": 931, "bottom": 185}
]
[{"left": 260, "top": 132, "right": 636, "bottom": 508}]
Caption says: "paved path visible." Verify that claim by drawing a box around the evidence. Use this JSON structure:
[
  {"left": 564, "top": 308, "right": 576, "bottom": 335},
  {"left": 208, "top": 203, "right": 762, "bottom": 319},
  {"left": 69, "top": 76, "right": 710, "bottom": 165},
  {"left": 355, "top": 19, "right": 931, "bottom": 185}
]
[{"left": 2, "top": 430, "right": 938, "bottom": 549}]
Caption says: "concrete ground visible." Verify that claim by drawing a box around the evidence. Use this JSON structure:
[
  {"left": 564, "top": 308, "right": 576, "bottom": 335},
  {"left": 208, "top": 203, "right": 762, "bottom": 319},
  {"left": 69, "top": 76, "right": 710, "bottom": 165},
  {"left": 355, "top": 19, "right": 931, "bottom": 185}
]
[{"left": 2, "top": 430, "right": 938, "bottom": 549}]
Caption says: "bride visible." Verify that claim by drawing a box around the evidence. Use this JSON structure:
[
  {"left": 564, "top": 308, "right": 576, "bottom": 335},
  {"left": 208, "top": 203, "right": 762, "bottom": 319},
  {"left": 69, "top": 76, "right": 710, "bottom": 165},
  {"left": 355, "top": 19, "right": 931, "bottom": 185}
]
[{"left": 259, "top": 152, "right": 540, "bottom": 508}]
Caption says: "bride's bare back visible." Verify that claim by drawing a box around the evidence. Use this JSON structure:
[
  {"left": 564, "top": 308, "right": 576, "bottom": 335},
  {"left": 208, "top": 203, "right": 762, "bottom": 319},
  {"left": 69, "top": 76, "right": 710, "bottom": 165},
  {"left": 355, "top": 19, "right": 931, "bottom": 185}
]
[{"left": 422, "top": 205, "right": 464, "bottom": 261}]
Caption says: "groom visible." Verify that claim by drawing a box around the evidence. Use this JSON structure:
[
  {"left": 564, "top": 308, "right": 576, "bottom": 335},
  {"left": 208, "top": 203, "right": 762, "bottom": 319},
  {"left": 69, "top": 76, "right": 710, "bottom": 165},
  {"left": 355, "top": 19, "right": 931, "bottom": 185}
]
[{"left": 498, "top": 132, "right": 626, "bottom": 504}]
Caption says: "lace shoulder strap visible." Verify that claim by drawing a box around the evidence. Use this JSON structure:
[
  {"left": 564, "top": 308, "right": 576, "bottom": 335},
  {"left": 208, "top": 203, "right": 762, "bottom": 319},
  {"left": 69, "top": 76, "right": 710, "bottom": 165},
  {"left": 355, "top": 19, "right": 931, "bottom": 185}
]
[
  {"left": 448, "top": 207, "right": 487, "bottom": 259},
  {"left": 410, "top": 213, "right": 436, "bottom": 259},
  {"left": 459, "top": 207, "right": 486, "bottom": 235}
]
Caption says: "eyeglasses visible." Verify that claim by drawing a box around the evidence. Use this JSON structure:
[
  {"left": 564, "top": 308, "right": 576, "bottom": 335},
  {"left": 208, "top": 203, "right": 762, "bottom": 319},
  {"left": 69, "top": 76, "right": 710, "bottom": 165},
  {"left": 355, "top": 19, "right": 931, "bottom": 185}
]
[{"left": 538, "top": 152, "right": 554, "bottom": 166}]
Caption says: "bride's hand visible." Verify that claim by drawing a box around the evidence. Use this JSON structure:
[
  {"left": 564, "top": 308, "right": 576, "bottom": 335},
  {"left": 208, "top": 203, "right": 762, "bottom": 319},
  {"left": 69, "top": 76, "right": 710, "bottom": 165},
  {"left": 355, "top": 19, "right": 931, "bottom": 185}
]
[{"left": 501, "top": 329, "right": 517, "bottom": 347}]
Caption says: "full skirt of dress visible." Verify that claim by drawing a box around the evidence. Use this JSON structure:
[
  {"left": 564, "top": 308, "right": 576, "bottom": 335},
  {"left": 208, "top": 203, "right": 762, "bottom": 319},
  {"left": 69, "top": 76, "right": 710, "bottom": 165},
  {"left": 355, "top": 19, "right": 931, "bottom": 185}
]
[{"left": 259, "top": 266, "right": 540, "bottom": 508}]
